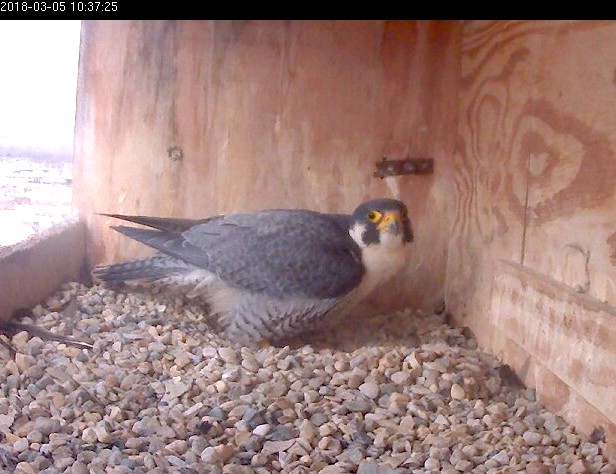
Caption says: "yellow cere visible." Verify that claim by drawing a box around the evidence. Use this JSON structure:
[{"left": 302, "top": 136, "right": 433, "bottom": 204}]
[{"left": 377, "top": 211, "right": 401, "bottom": 230}]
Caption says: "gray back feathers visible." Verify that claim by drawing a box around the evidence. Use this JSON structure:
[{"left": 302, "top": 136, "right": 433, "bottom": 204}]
[{"left": 109, "top": 209, "right": 364, "bottom": 299}]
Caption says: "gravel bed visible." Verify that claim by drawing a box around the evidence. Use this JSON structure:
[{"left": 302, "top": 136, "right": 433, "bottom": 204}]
[{"left": 0, "top": 282, "right": 614, "bottom": 474}]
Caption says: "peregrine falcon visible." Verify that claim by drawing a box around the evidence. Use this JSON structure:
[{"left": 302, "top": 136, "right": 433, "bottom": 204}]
[{"left": 92, "top": 198, "right": 413, "bottom": 344}]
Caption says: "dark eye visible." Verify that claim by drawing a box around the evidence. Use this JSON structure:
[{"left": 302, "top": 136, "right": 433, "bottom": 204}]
[{"left": 367, "top": 210, "right": 382, "bottom": 223}]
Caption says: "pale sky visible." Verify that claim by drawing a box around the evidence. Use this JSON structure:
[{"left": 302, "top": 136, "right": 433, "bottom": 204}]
[{"left": 0, "top": 21, "right": 81, "bottom": 149}]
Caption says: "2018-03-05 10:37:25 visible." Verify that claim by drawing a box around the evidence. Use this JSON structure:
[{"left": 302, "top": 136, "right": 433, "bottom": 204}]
[{"left": 0, "top": 0, "right": 118, "bottom": 12}]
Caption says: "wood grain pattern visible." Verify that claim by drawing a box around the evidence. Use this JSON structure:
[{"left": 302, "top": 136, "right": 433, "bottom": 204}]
[
  {"left": 490, "top": 260, "right": 616, "bottom": 454},
  {"left": 448, "top": 20, "right": 616, "bottom": 458},
  {"left": 522, "top": 22, "right": 616, "bottom": 306},
  {"left": 73, "top": 20, "right": 462, "bottom": 312},
  {"left": 446, "top": 21, "right": 531, "bottom": 335}
]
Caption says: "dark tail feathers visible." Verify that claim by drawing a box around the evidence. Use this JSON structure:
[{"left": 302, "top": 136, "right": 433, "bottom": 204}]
[{"left": 92, "top": 255, "right": 189, "bottom": 283}]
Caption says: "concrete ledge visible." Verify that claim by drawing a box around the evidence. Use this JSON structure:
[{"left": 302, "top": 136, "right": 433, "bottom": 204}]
[{"left": 0, "top": 218, "right": 86, "bottom": 325}]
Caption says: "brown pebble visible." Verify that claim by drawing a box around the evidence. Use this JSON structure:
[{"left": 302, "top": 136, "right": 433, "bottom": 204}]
[{"left": 525, "top": 461, "right": 551, "bottom": 474}]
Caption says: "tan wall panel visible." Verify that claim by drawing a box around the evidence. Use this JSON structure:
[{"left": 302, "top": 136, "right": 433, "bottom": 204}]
[
  {"left": 446, "top": 20, "right": 531, "bottom": 331},
  {"left": 490, "top": 260, "right": 616, "bottom": 454},
  {"left": 448, "top": 20, "right": 616, "bottom": 458},
  {"left": 520, "top": 22, "right": 616, "bottom": 306}
]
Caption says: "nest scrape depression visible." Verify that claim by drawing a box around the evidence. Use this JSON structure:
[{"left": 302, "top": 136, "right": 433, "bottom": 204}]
[{"left": 0, "top": 282, "right": 613, "bottom": 474}]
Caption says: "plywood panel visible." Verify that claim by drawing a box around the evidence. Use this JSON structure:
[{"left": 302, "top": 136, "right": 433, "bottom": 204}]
[
  {"left": 73, "top": 20, "right": 462, "bottom": 311},
  {"left": 521, "top": 22, "right": 616, "bottom": 307},
  {"left": 446, "top": 20, "right": 533, "bottom": 338},
  {"left": 491, "top": 260, "right": 616, "bottom": 454},
  {"left": 447, "top": 19, "right": 616, "bottom": 354},
  {"left": 448, "top": 20, "right": 616, "bottom": 458}
]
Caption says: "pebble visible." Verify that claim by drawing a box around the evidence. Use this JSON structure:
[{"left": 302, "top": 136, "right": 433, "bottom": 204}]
[
  {"left": 252, "top": 424, "right": 271, "bottom": 437},
  {"left": 390, "top": 371, "right": 409, "bottom": 385},
  {"left": 570, "top": 459, "right": 588, "bottom": 473},
  {"left": 310, "top": 412, "right": 329, "bottom": 427},
  {"left": 523, "top": 430, "right": 543, "bottom": 446},
  {"left": 0, "top": 282, "right": 609, "bottom": 473},
  {"left": 71, "top": 460, "right": 89, "bottom": 474},
  {"left": 492, "top": 449, "right": 510, "bottom": 465},
  {"left": 26, "top": 430, "right": 43, "bottom": 444},
  {"left": 320, "top": 467, "right": 346, "bottom": 474},
  {"left": 81, "top": 428, "right": 97, "bottom": 444},
  {"left": 359, "top": 382, "right": 379, "bottom": 399},
  {"left": 347, "top": 373, "right": 365, "bottom": 389},
  {"left": 162, "top": 378, "right": 190, "bottom": 402},
  {"left": 14, "top": 353, "right": 36, "bottom": 371},
  {"left": 241, "top": 357, "right": 259, "bottom": 372},
  {"left": 357, "top": 460, "right": 380, "bottom": 474},
  {"left": 14, "top": 462, "right": 36, "bottom": 474},
  {"left": 200, "top": 446, "right": 218, "bottom": 463},
  {"left": 454, "top": 459, "right": 473, "bottom": 471},
  {"left": 167, "top": 439, "right": 188, "bottom": 454},
  {"left": 268, "top": 425, "right": 297, "bottom": 441},
  {"left": 35, "top": 418, "right": 61, "bottom": 436},
  {"left": 218, "top": 347, "right": 238, "bottom": 364},
  {"left": 450, "top": 383, "right": 466, "bottom": 400},
  {"left": 214, "top": 380, "right": 228, "bottom": 393},
  {"left": 344, "top": 396, "right": 372, "bottom": 413},
  {"left": 262, "top": 439, "right": 295, "bottom": 455},
  {"left": 525, "top": 461, "right": 552, "bottom": 474},
  {"left": 13, "top": 438, "right": 29, "bottom": 452}
]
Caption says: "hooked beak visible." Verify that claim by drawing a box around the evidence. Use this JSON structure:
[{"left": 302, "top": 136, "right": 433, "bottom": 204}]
[{"left": 377, "top": 210, "right": 413, "bottom": 243}]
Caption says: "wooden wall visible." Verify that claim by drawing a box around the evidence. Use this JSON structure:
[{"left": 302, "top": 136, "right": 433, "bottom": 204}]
[
  {"left": 447, "top": 20, "right": 616, "bottom": 454},
  {"left": 73, "top": 20, "right": 462, "bottom": 312}
]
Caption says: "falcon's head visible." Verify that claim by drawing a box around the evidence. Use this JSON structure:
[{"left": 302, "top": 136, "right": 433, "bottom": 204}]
[{"left": 349, "top": 198, "right": 413, "bottom": 249}]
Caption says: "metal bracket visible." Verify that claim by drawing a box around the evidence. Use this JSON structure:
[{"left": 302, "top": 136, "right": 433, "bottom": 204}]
[{"left": 373, "top": 157, "right": 434, "bottom": 179}]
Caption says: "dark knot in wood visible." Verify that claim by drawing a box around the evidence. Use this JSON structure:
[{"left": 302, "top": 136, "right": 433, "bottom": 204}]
[{"left": 168, "top": 146, "right": 183, "bottom": 162}]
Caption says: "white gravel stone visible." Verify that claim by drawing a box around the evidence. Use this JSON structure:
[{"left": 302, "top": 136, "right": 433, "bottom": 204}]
[
  {"left": 359, "top": 382, "right": 379, "bottom": 399},
  {"left": 241, "top": 357, "right": 259, "bottom": 372},
  {"left": 200, "top": 446, "right": 218, "bottom": 463},
  {"left": 390, "top": 371, "right": 409, "bottom": 385},
  {"left": 214, "top": 380, "right": 228, "bottom": 393},
  {"left": 218, "top": 347, "right": 238, "bottom": 364},
  {"left": 71, "top": 461, "right": 89, "bottom": 474},
  {"left": 523, "top": 430, "right": 543, "bottom": 446},
  {"left": 14, "top": 462, "right": 37, "bottom": 474},
  {"left": 25, "top": 430, "right": 43, "bottom": 444},
  {"left": 13, "top": 438, "right": 29, "bottom": 453},
  {"left": 81, "top": 427, "right": 97, "bottom": 444},
  {"left": 162, "top": 377, "right": 190, "bottom": 402},
  {"left": 454, "top": 459, "right": 474, "bottom": 471},
  {"left": 492, "top": 449, "right": 510, "bottom": 465},
  {"left": 252, "top": 424, "right": 271, "bottom": 437},
  {"left": 319, "top": 466, "right": 346, "bottom": 474},
  {"left": 450, "top": 383, "right": 466, "bottom": 400},
  {"left": 570, "top": 459, "right": 588, "bottom": 473},
  {"left": 14, "top": 353, "right": 36, "bottom": 371}
]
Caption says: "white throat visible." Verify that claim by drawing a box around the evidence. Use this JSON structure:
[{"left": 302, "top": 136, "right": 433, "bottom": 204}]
[{"left": 347, "top": 223, "right": 410, "bottom": 305}]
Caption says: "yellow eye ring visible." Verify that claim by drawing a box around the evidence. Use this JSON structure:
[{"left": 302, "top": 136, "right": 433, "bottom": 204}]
[{"left": 367, "top": 210, "right": 382, "bottom": 223}]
